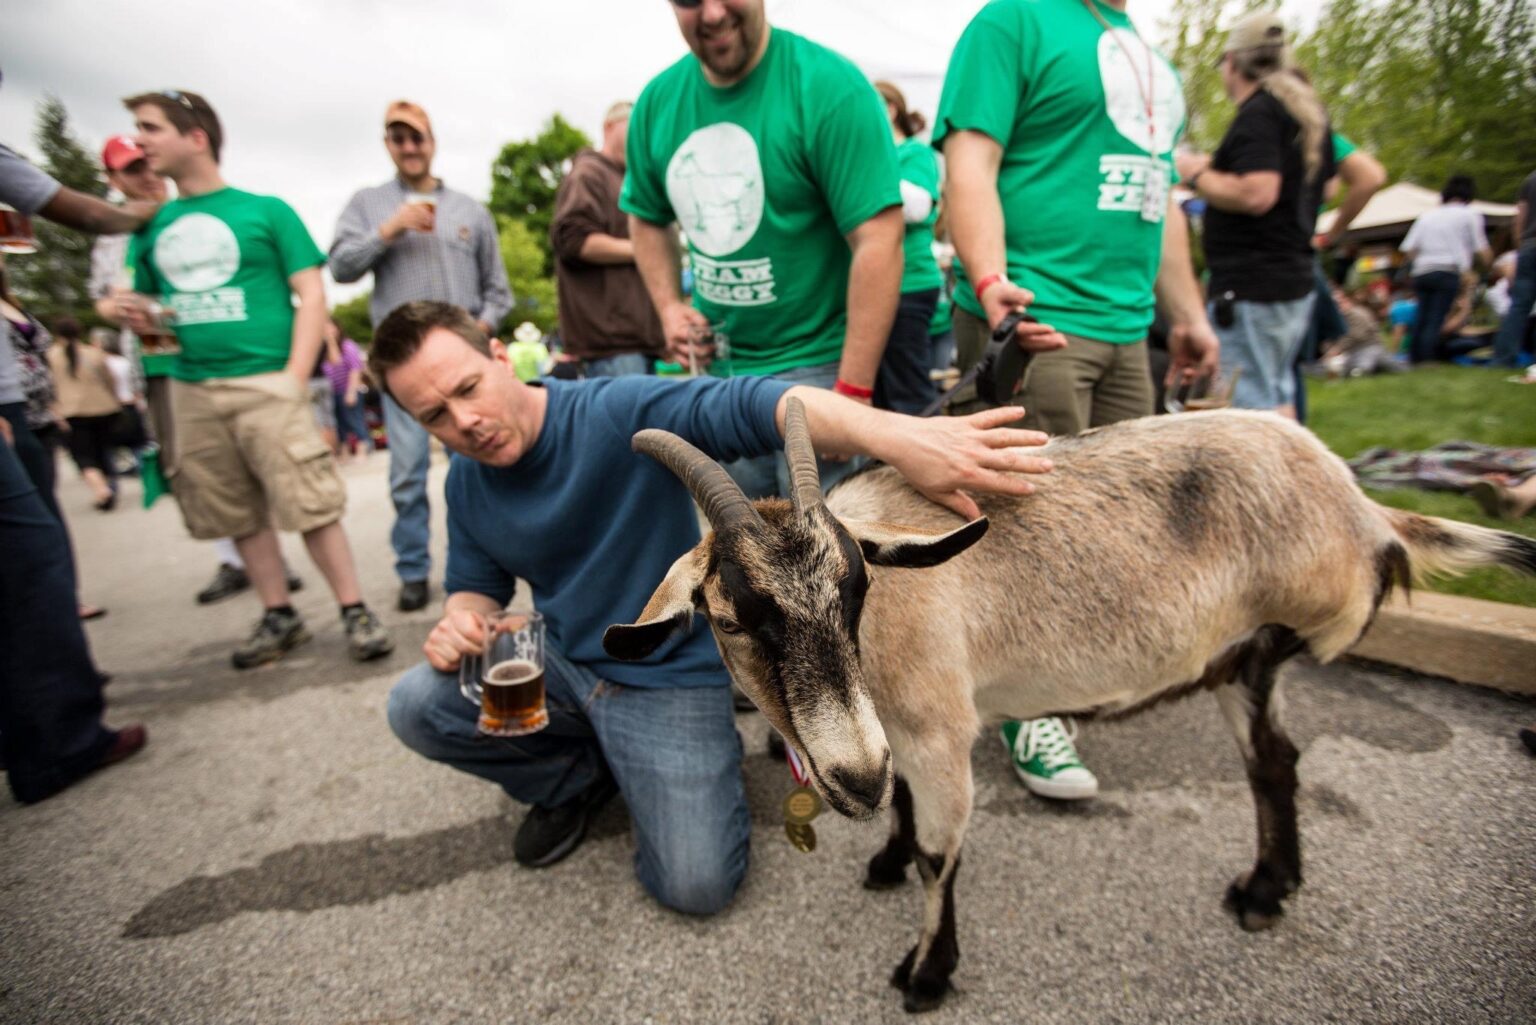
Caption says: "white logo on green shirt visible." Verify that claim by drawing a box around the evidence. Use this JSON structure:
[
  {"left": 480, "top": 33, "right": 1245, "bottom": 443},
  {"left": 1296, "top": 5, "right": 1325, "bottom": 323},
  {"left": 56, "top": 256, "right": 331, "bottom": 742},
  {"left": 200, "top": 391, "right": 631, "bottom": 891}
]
[
  {"left": 153, "top": 212, "right": 241, "bottom": 292},
  {"left": 1097, "top": 29, "right": 1184, "bottom": 154},
  {"left": 1095, "top": 30, "right": 1184, "bottom": 220},
  {"left": 666, "top": 123, "right": 765, "bottom": 257}
]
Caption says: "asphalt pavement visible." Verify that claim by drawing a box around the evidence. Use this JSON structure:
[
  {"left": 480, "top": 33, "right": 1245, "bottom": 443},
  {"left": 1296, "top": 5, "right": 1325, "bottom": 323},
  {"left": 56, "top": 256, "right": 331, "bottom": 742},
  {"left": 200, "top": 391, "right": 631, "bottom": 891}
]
[{"left": 3, "top": 453, "right": 1534, "bottom": 1025}]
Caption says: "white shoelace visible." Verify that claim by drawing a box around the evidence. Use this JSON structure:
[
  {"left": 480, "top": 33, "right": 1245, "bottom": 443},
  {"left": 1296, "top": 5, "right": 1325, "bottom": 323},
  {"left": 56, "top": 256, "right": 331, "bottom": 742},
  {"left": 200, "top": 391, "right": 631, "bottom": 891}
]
[{"left": 1016, "top": 718, "right": 1081, "bottom": 771}]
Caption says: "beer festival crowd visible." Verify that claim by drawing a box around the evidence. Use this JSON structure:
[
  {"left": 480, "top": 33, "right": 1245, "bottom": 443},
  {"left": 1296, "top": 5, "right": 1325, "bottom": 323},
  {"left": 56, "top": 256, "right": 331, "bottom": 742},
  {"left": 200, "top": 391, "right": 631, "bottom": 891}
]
[{"left": 3, "top": 0, "right": 1533, "bottom": 919}]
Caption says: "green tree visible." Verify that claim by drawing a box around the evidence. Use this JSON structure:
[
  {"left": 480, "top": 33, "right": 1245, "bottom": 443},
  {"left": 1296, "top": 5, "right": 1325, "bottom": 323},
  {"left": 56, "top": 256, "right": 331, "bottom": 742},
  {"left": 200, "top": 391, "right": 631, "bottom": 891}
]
[
  {"left": 488, "top": 114, "right": 591, "bottom": 276},
  {"left": 331, "top": 291, "right": 374, "bottom": 347},
  {"left": 497, "top": 215, "right": 559, "bottom": 335},
  {"left": 9, "top": 95, "right": 108, "bottom": 328}
]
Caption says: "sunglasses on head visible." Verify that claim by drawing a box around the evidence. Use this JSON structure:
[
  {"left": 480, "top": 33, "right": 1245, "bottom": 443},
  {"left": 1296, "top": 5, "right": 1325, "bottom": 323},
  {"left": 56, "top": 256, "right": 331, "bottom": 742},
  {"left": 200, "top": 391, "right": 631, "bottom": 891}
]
[
  {"left": 387, "top": 127, "right": 426, "bottom": 147},
  {"left": 160, "top": 89, "right": 208, "bottom": 132}
]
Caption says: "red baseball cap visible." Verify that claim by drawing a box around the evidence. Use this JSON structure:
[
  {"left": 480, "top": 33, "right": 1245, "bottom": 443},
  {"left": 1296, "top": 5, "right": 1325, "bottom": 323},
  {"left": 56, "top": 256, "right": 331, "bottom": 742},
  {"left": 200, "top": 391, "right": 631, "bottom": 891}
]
[{"left": 101, "top": 135, "right": 147, "bottom": 171}]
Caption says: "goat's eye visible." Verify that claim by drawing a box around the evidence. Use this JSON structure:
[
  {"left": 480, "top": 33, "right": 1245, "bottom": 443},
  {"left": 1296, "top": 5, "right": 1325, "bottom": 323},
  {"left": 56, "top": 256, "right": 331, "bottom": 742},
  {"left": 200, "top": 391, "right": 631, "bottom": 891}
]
[{"left": 715, "top": 617, "right": 743, "bottom": 635}]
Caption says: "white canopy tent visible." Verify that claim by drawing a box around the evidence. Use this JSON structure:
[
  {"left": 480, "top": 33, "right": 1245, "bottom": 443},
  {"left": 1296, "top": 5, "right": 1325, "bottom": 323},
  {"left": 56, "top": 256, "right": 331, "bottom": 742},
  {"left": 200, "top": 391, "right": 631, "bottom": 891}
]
[{"left": 1318, "top": 181, "right": 1517, "bottom": 244}]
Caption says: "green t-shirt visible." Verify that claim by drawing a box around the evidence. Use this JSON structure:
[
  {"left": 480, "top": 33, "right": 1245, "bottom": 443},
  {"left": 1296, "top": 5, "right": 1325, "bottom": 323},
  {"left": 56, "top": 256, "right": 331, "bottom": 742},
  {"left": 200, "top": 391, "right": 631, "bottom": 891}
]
[
  {"left": 1333, "top": 132, "right": 1356, "bottom": 162},
  {"left": 930, "top": 286, "right": 953, "bottom": 336},
  {"left": 130, "top": 187, "right": 325, "bottom": 382},
  {"left": 897, "top": 138, "right": 943, "bottom": 294},
  {"left": 933, "top": 0, "right": 1187, "bottom": 344},
  {"left": 621, "top": 29, "right": 901, "bottom": 377}
]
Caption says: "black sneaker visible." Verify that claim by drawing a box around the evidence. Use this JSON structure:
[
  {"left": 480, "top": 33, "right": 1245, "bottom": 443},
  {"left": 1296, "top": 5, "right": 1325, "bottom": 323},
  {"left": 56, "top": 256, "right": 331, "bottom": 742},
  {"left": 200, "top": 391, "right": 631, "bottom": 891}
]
[
  {"left": 232, "top": 608, "right": 311, "bottom": 669},
  {"left": 514, "top": 771, "right": 619, "bottom": 868},
  {"left": 197, "top": 563, "right": 250, "bottom": 605},
  {"left": 398, "top": 579, "right": 430, "bottom": 612},
  {"left": 342, "top": 605, "right": 394, "bottom": 661}
]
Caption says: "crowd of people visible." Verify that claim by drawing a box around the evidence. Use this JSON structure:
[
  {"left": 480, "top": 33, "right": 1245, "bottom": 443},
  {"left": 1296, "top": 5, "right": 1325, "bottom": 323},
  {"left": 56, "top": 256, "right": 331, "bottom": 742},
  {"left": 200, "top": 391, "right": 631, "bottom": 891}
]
[{"left": 2, "top": 0, "right": 1532, "bottom": 917}]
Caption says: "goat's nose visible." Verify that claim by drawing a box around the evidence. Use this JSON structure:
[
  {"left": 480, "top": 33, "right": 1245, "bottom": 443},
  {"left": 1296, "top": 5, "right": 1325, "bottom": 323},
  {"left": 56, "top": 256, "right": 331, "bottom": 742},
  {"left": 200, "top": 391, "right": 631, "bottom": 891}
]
[{"left": 831, "top": 764, "right": 888, "bottom": 809}]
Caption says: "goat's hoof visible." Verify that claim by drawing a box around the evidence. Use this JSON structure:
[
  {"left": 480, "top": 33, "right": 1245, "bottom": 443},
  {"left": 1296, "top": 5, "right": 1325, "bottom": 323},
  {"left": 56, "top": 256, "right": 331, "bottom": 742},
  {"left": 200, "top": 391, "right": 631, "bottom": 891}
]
[
  {"left": 1223, "top": 877, "right": 1285, "bottom": 932},
  {"left": 890, "top": 946, "right": 917, "bottom": 990},
  {"left": 901, "top": 974, "right": 953, "bottom": 1014}
]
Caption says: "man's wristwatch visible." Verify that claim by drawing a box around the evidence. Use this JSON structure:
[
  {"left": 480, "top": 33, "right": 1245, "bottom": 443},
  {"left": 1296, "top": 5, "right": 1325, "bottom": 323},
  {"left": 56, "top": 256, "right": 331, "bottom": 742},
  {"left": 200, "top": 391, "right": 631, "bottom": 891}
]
[{"left": 1188, "top": 169, "right": 1206, "bottom": 193}]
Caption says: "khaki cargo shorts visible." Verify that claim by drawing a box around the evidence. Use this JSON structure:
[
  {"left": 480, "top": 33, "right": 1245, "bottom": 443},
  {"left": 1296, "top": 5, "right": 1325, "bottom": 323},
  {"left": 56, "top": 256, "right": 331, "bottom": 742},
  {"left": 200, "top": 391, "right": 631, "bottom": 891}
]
[{"left": 169, "top": 372, "right": 346, "bottom": 540}]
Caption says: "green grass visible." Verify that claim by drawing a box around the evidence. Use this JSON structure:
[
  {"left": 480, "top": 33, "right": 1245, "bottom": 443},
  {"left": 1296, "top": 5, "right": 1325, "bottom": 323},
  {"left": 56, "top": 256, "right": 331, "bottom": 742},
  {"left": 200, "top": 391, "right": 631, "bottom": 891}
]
[{"left": 1306, "top": 366, "right": 1536, "bottom": 607}]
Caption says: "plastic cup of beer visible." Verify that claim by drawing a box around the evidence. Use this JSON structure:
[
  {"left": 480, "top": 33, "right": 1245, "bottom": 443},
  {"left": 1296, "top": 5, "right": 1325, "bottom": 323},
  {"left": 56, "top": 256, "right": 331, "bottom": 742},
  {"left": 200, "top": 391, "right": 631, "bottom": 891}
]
[
  {"left": 459, "top": 611, "right": 548, "bottom": 737},
  {"left": 406, "top": 191, "right": 436, "bottom": 230},
  {"left": 1165, "top": 367, "right": 1240, "bottom": 413}
]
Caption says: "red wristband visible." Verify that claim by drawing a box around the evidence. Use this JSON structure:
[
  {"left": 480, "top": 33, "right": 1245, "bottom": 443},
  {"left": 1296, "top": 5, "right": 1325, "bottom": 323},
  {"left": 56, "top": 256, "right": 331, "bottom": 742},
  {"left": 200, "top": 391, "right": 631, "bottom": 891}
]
[
  {"left": 973, "top": 273, "right": 1005, "bottom": 300},
  {"left": 833, "top": 378, "right": 874, "bottom": 400}
]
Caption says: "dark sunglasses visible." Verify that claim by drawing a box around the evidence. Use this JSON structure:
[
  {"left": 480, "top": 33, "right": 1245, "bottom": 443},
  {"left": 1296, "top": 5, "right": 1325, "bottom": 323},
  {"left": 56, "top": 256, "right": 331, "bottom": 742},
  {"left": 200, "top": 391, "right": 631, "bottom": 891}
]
[
  {"left": 670, "top": 0, "right": 704, "bottom": 7},
  {"left": 386, "top": 127, "right": 426, "bottom": 147},
  {"left": 160, "top": 89, "right": 208, "bottom": 133}
]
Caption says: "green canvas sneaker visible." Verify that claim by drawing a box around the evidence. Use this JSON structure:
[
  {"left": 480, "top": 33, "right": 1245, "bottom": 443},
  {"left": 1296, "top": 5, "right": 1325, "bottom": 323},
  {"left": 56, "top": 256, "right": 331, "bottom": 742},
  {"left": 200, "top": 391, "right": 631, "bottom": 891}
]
[{"left": 999, "top": 717, "right": 1098, "bottom": 800}]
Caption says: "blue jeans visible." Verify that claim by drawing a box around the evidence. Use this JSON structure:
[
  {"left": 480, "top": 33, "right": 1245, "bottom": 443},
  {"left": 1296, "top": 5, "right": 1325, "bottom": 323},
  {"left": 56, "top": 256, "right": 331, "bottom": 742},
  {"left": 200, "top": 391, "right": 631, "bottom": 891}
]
[
  {"left": 1494, "top": 246, "right": 1536, "bottom": 368},
  {"left": 383, "top": 393, "right": 431, "bottom": 584},
  {"left": 721, "top": 361, "right": 864, "bottom": 499},
  {"left": 334, "top": 393, "right": 371, "bottom": 451},
  {"left": 1409, "top": 271, "right": 1462, "bottom": 363},
  {"left": 875, "top": 288, "right": 939, "bottom": 415},
  {"left": 584, "top": 353, "right": 652, "bottom": 378},
  {"left": 0, "top": 437, "right": 113, "bottom": 803},
  {"left": 1213, "top": 294, "right": 1316, "bottom": 410},
  {"left": 387, "top": 647, "right": 749, "bottom": 915}
]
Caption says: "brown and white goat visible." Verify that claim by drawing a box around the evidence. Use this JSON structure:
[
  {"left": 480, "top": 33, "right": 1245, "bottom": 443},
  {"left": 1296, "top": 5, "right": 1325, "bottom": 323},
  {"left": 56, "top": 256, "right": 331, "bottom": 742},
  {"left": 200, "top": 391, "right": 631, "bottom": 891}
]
[{"left": 603, "top": 398, "right": 1536, "bottom": 1013}]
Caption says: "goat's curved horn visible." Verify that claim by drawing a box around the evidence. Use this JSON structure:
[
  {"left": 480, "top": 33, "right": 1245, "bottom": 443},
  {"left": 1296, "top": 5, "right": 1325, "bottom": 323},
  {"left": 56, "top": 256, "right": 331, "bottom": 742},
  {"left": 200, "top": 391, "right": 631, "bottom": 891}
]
[
  {"left": 783, "top": 396, "right": 823, "bottom": 516},
  {"left": 633, "top": 429, "right": 763, "bottom": 533}
]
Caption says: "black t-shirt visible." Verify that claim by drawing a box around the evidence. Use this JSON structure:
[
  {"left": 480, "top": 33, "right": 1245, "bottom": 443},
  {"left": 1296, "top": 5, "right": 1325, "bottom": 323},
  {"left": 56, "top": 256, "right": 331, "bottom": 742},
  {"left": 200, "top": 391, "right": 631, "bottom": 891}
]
[
  {"left": 1519, "top": 171, "right": 1536, "bottom": 248},
  {"left": 1203, "top": 89, "right": 1336, "bottom": 302}
]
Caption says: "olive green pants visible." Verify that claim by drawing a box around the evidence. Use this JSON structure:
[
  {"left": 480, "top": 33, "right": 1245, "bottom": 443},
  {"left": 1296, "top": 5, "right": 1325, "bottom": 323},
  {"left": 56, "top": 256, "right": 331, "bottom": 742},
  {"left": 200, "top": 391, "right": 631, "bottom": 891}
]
[{"left": 951, "top": 306, "right": 1153, "bottom": 435}]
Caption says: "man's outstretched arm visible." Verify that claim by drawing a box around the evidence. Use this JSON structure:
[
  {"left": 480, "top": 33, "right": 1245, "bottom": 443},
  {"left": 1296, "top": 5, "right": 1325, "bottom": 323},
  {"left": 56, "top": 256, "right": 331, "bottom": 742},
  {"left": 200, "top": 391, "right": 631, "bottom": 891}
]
[{"left": 776, "top": 387, "right": 1053, "bottom": 520}]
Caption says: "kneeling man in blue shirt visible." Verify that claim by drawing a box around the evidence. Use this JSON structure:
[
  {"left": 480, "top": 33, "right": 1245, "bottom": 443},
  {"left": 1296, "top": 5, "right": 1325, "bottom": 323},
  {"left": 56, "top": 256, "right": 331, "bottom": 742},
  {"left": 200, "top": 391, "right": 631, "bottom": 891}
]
[{"left": 370, "top": 300, "right": 1055, "bottom": 915}]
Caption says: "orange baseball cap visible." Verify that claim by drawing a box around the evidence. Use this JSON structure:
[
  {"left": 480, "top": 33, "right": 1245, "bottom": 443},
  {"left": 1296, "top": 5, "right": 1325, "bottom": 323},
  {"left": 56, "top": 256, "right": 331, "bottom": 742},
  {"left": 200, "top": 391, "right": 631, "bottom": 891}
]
[{"left": 384, "top": 100, "right": 432, "bottom": 137}]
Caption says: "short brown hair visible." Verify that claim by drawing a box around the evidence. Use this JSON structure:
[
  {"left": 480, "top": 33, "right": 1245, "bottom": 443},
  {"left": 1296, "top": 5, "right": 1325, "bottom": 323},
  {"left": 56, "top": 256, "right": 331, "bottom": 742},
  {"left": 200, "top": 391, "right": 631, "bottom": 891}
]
[
  {"left": 370, "top": 301, "right": 491, "bottom": 398},
  {"left": 123, "top": 89, "right": 224, "bottom": 163}
]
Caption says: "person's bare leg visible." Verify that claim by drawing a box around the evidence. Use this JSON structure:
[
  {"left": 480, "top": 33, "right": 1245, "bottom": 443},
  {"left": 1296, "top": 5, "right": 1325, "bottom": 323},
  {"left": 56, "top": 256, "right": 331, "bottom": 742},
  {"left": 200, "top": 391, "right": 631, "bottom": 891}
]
[
  {"left": 81, "top": 467, "right": 113, "bottom": 504},
  {"left": 302, "top": 520, "right": 363, "bottom": 606},
  {"left": 234, "top": 527, "right": 291, "bottom": 608}
]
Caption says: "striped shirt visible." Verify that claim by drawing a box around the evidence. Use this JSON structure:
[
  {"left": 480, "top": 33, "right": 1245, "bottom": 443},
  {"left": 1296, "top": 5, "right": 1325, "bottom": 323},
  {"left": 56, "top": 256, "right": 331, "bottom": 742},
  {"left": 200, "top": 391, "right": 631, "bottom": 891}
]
[{"left": 329, "top": 176, "right": 513, "bottom": 330}]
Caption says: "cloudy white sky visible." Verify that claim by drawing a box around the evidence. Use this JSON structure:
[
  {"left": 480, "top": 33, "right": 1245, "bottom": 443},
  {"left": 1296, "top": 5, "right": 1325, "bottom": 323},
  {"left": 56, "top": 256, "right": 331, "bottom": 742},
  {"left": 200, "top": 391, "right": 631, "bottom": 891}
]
[{"left": 2, "top": 0, "right": 1318, "bottom": 304}]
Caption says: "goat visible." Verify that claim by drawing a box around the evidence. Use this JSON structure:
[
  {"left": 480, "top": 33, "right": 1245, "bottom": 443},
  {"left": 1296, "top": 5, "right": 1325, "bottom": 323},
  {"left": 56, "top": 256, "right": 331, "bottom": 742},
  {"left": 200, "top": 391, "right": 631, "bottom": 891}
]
[{"left": 603, "top": 398, "right": 1536, "bottom": 1013}]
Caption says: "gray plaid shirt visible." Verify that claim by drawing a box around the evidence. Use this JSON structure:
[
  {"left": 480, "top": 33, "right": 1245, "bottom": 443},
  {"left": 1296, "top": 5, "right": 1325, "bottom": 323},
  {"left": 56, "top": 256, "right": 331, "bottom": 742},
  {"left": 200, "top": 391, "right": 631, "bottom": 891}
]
[{"left": 329, "top": 177, "right": 513, "bottom": 330}]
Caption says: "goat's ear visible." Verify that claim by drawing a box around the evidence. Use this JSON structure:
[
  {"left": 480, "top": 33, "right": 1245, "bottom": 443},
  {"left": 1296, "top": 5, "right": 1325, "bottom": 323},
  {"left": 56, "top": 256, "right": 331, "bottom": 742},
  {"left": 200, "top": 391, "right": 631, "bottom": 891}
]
[
  {"left": 844, "top": 516, "right": 989, "bottom": 569},
  {"left": 603, "top": 547, "right": 707, "bottom": 661}
]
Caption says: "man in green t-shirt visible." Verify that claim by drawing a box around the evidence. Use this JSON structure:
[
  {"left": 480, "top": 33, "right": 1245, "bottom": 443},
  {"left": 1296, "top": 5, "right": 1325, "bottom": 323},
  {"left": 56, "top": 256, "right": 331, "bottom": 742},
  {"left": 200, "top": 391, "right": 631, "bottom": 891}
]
[
  {"left": 122, "top": 90, "right": 393, "bottom": 670},
  {"left": 935, "top": 0, "right": 1219, "bottom": 802},
  {"left": 621, "top": 0, "right": 907, "bottom": 498}
]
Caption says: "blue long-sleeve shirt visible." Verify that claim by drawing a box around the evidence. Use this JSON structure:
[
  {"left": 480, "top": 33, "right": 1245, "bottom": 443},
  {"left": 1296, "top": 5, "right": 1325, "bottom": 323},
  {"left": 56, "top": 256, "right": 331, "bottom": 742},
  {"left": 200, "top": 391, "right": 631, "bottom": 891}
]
[{"left": 445, "top": 374, "right": 790, "bottom": 688}]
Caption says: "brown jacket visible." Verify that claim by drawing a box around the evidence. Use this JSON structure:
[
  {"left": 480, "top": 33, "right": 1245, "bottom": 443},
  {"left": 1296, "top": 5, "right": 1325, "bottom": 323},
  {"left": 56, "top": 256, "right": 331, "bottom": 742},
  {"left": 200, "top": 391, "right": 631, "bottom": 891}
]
[
  {"left": 550, "top": 149, "right": 663, "bottom": 361},
  {"left": 47, "top": 343, "right": 120, "bottom": 419}
]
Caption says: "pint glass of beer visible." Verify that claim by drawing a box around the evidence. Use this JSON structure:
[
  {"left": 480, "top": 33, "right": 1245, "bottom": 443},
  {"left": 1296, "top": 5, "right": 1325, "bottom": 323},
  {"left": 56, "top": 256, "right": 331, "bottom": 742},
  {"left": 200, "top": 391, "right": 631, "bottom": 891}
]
[{"left": 459, "top": 611, "right": 548, "bottom": 737}]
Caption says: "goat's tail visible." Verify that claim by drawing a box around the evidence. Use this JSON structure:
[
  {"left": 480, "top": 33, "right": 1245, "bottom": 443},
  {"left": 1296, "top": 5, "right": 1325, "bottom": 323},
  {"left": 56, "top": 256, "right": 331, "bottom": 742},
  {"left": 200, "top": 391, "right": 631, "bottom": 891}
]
[{"left": 1381, "top": 507, "right": 1536, "bottom": 589}]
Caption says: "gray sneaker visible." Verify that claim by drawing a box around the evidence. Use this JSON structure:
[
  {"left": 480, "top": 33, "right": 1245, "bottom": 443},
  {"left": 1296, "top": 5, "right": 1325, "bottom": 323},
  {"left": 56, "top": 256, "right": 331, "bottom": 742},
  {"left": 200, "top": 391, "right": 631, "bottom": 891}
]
[
  {"left": 232, "top": 608, "right": 310, "bottom": 669},
  {"left": 343, "top": 605, "right": 394, "bottom": 661}
]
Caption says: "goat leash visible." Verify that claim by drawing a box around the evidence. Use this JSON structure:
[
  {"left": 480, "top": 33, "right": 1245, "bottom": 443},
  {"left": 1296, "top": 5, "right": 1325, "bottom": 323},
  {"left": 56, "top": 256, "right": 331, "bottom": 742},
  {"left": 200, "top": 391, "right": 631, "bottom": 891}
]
[
  {"left": 920, "top": 308, "right": 1038, "bottom": 417},
  {"left": 782, "top": 744, "right": 823, "bottom": 853}
]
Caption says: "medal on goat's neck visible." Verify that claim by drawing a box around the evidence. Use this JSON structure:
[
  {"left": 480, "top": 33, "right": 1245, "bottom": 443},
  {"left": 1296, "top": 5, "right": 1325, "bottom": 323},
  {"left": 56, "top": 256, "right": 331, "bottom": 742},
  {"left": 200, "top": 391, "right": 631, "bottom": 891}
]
[{"left": 783, "top": 743, "right": 822, "bottom": 853}]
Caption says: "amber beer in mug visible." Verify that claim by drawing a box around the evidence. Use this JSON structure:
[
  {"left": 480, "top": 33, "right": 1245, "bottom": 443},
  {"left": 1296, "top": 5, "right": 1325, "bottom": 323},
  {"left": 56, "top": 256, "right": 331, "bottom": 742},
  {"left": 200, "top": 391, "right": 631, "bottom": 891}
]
[
  {"left": 0, "top": 204, "right": 38, "bottom": 254},
  {"left": 459, "top": 611, "right": 548, "bottom": 737}
]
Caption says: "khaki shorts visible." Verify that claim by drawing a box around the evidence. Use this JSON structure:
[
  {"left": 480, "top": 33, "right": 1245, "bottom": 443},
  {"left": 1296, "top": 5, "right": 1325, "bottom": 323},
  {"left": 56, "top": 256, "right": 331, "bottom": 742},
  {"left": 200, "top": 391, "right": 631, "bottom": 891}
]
[
  {"left": 951, "top": 306, "right": 1153, "bottom": 435},
  {"left": 170, "top": 372, "right": 346, "bottom": 540}
]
